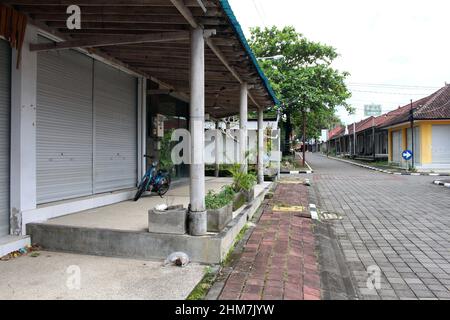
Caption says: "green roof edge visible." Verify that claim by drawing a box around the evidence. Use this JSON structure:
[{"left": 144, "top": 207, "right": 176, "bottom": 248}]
[{"left": 219, "top": 0, "right": 280, "bottom": 106}]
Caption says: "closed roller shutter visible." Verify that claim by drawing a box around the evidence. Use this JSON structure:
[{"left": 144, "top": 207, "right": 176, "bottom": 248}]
[
  {"left": 37, "top": 49, "right": 94, "bottom": 204},
  {"left": 392, "top": 130, "right": 402, "bottom": 164},
  {"left": 407, "top": 127, "right": 420, "bottom": 166},
  {"left": 0, "top": 40, "right": 11, "bottom": 236},
  {"left": 93, "top": 61, "right": 137, "bottom": 193},
  {"left": 432, "top": 125, "right": 450, "bottom": 165}
]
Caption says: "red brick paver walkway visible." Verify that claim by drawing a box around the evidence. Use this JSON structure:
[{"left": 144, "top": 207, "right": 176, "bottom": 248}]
[{"left": 219, "top": 181, "right": 321, "bottom": 300}]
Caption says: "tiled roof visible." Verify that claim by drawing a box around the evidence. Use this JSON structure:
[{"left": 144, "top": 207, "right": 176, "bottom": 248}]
[
  {"left": 331, "top": 85, "right": 450, "bottom": 139},
  {"left": 347, "top": 117, "right": 375, "bottom": 135},
  {"left": 381, "top": 85, "right": 450, "bottom": 127},
  {"left": 328, "top": 126, "right": 345, "bottom": 140}
]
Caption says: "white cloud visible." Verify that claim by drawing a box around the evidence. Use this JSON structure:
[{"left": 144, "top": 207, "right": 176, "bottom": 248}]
[{"left": 229, "top": 0, "right": 449, "bottom": 124}]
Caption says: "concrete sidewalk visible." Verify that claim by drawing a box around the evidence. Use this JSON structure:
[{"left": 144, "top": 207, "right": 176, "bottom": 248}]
[
  {"left": 43, "top": 177, "right": 233, "bottom": 232},
  {"left": 0, "top": 251, "right": 204, "bottom": 300},
  {"left": 218, "top": 179, "right": 321, "bottom": 300}
]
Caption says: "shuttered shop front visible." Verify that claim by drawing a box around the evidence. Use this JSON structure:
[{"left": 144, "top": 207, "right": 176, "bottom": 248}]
[
  {"left": 0, "top": 40, "right": 11, "bottom": 236},
  {"left": 37, "top": 49, "right": 137, "bottom": 204},
  {"left": 392, "top": 130, "right": 402, "bottom": 164},
  {"left": 432, "top": 125, "right": 450, "bottom": 165},
  {"left": 94, "top": 61, "right": 137, "bottom": 193}
]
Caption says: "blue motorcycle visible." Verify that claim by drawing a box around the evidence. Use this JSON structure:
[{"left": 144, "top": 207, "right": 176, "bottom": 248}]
[{"left": 134, "top": 156, "right": 171, "bottom": 201}]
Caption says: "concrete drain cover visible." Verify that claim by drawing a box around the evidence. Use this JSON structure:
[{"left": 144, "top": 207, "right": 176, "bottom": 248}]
[
  {"left": 273, "top": 205, "right": 305, "bottom": 213},
  {"left": 319, "top": 211, "right": 343, "bottom": 221}
]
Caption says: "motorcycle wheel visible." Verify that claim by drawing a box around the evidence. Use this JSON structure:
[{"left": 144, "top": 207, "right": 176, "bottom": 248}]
[
  {"left": 134, "top": 177, "right": 149, "bottom": 201},
  {"left": 157, "top": 177, "right": 170, "bottom": 196}
]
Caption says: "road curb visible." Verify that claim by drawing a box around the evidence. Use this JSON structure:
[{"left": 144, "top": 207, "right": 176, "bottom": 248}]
[
  {"left": 309, "top": 204, "right": 319, "bottom": 220},
  {"left": 281, "top": 170, "right": 314, "bottom": 175},
  {"left": 433, "top": 180, "right": 450, "bottom": 189},
  {"left": 324, "top": 155, "right": 450, "bottom": 177}
]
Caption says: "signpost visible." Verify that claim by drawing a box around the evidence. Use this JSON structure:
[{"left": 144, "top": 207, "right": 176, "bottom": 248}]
[
  {"left": 402, "top": 150, "right": 413, "bottom": 171},
  {"left": 364, "top": 104, "right": 382, "bottom": 117}
]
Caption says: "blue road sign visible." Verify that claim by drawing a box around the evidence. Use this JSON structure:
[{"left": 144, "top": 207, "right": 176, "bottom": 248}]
[{"left": 402, "top": 150, "right": 413, "bottom": 161}]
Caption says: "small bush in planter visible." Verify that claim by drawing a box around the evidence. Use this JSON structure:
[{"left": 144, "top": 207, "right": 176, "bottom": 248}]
[
  {"left": 206, "top": 186, "right": 235, "bottom": 232},
  {"left": 205, "top": 186, "right": 234, "bottom": 210},
  {"left": 228, "top": 164, "right": 257, "bottom": 202}
]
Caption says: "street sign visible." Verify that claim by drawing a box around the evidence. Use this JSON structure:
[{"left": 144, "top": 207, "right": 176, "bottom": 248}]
[
  {"left": 364, "top": 104, "right": 382, "bottom": 117},
  {"left": 402, "top": 150, "right": 413, "bottom": 161}
]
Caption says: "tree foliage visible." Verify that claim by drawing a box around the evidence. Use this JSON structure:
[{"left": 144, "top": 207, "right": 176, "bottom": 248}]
[{"left": 249, "top": 26, "right": 353, "bottom": 142}]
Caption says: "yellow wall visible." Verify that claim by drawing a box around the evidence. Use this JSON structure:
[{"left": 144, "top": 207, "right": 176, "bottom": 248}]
[
  {"left": 420, "top": 123, "right": 432, "bottom": 165},
  {"left": 402, "top": 128, "right": 407, "bottom": 150}
]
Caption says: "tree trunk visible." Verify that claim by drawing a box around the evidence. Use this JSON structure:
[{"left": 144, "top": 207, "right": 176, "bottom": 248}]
[{"left": 284, "top": 112, "right": 292, "bottom": 155}]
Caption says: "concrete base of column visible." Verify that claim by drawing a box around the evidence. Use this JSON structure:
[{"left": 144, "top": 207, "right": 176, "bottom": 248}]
[{"left": 188, "top": 211, "right": 207, "bottom": 236}]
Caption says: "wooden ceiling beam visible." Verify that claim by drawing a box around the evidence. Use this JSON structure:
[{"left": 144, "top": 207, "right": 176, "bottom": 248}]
[
  {"left": 16, "top": 5, "right": 219, "bottom": 16},
  {"left": 5, "top": 0, "right": 216, "bottom": 7},
  {"left": 29, "top": 31, "right": 190, "bottom": 52},
  {"left": 169, "top": 0, "right": 198, "bottom": 28}
]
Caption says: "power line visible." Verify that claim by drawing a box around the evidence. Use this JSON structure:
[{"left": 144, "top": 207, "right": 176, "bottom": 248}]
[
  {"left": 351, "top": 89, "right": 431, "bottom": 96},
  {"left": 348, "top": 82, "right": 441, "bottom": 90},
  {"left": 251, "top": 0, "right": 266, "bottom": 27}
]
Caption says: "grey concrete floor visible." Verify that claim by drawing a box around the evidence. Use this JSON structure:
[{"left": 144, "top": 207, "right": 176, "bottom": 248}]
[
  {"left": 308, "top": 153, "right": 450, "bottom": 300},
  {"left": 0, "top": 251, "right": 204, "bottom": 300},
  {"left": 46, "top": 177, "right": 233, "bottom": 231}
]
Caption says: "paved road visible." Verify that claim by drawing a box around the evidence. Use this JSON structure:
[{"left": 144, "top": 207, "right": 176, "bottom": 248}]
[{"left": 308, "top": 153, "right": 450, "bottom": 300}]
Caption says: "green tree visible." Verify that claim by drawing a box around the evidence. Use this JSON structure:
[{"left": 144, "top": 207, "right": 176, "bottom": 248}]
[{"left": 249, "top": 26, "right": 353, "bottom": 153}]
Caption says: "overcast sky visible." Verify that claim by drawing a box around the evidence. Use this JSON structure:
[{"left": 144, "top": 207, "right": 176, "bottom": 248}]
[{"left": 228, "top": 0, "right": 449, "bottom": 125}]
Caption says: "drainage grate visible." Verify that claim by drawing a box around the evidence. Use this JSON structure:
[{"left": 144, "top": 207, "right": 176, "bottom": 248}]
[
  {"left": 273, "top": 205, "right": 306, "bottom": 213},
  {"left": 319, "top": 211, "right": 343, "bottom": 221}
]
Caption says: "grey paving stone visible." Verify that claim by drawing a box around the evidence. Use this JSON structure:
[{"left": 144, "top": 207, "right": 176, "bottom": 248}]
[{"left": 308, "top": 154, "right": 450, "bottom": 300}]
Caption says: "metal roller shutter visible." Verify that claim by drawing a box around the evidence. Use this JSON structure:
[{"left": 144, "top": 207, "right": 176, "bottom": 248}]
[
  {"left": 392, "top": 130, "right": 402, "bottom": 164},
  {"left": 37, "top": 49, "right": 94, "bottom": 204},
  {"left": 432, "top": 125, "right": 450, "bottom": 165},
  {"left": 407, "top": 127, "right": 420, "bottom": 166},
  {"left": 0, "top": 40, "right": 11, "bottom": 236},
  {"left": 93, "top": 61, "right": 137, "bottom": 193}
]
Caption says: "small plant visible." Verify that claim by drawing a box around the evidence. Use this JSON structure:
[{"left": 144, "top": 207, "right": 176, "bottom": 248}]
[
  {"left": 205, "top": 186, "right": 235, "bottom": 210},
  {"left": 186, "top": 266, "right": 216, "bottom": 300},
  {"left": 228, "top": 163, "right": 257, "bottom": 192}
]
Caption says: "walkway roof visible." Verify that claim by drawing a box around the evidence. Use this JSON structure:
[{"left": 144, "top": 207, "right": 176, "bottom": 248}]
[{"left": 5, "top": 0, "right": 278, "bottom": 118}]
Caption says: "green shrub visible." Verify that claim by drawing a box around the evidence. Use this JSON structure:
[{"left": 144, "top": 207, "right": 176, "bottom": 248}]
[
  {"left": 228, "top": 164, "right": 257, "bottom": 192},
  {"left": 205, "top": 186, "right": 236, "bottom": 210}
]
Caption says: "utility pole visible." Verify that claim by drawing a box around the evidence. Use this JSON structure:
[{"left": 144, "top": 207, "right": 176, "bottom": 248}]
[
  {"left": 372, "top": 117, "right": 376, "bottom": 161},
  {"left": 353, "top": 122, "right": 357, "bottom": 157},
  {"left": 410, "top": 100, "right": 415, "bottom": 169}
]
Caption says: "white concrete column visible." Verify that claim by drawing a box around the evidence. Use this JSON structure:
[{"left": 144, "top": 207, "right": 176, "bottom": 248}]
[
  {"left": 257, "top": 109, "right": 264, "bottom": 184},
  {"left": 215, "top": 121, "right": 221, "bottom": 178},
  {"left": 189, "top": 27, "right": 207, "bottom": 236},
  {"left": 10, "top": 25, "right": 38, "bottom": 235},
  {"left": 239, "top": 83, "right": 248, "bottom": 173}
]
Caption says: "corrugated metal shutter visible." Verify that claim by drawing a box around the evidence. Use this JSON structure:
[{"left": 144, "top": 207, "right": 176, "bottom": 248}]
[
  {"left": 93, "top": 61, "right": 137, "bottom": 193},
  {"left": 407, "top": 127, "right": 420, "bottom": 165},
  {"left": 0, "top": 40, "right": 11, "bottom": 236},
  {"left": 37, "top": 49, "right": 94, "bottom": 204},
  {"left": 432, "top": 125, "right": 450, "bottom": 164},
  {"left": 392, "top": 130, "right": 402, "bottom": 164}
]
